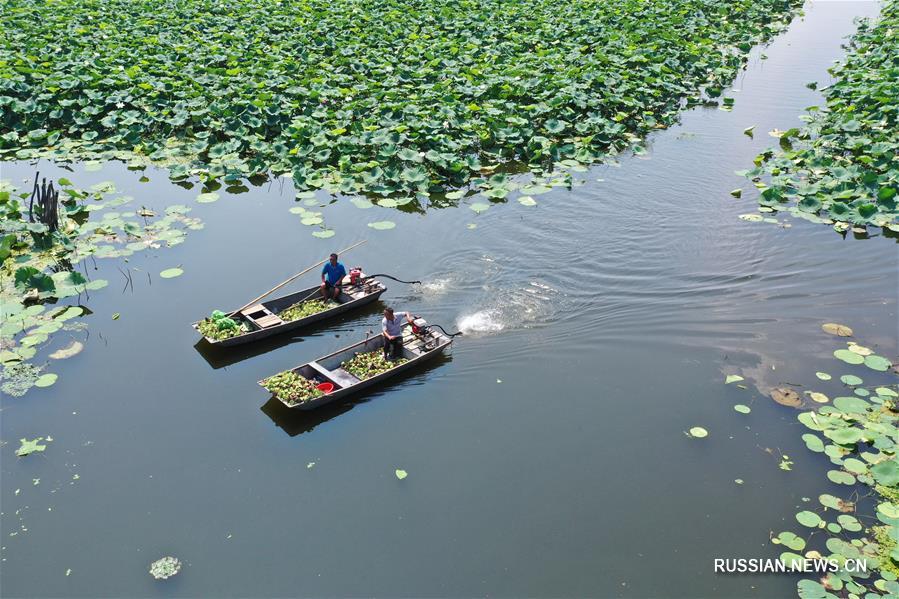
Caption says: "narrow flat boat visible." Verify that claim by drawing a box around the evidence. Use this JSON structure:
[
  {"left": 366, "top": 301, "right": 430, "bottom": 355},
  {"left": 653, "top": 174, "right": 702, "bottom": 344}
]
[
  {"left": 193, "top": 274, "right": 386, "bottom": 347},
  {"left": 259, "top": 318, "right": 453, "bottom": 410}
]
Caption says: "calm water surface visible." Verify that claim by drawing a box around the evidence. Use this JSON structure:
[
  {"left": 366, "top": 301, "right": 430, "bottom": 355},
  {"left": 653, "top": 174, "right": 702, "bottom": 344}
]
[{"left": 1, "top": 2, "right": 896, "bottom": 597}]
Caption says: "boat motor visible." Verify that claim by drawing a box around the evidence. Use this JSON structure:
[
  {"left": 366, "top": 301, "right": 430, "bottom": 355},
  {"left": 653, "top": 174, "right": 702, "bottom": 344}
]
[
  {"left": 410, "top": 316, "right": 429, "bottom": 336},
  {"left": 349, "top": 267, "right": 363, "bottom": 285}
]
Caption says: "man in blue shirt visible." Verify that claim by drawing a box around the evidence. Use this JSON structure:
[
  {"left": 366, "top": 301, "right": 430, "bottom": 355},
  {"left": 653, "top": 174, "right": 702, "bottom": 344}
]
[{"left": 320, "top": 253, "right": 347, "bottom": 300}]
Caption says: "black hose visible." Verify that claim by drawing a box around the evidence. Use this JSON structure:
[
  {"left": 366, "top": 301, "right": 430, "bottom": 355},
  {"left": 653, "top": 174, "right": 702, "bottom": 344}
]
[
  {"left": 429, "top": 324, "right": 463, "bottom": 337},
  {"left": 365, "top": 273, "right": 422, "bottom": 285}
]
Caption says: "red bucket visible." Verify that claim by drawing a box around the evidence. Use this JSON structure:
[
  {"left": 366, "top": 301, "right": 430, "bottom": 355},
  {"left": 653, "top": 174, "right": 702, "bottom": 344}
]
[{"left": 316, "top": 382, "right": 335, "bottom": 394}]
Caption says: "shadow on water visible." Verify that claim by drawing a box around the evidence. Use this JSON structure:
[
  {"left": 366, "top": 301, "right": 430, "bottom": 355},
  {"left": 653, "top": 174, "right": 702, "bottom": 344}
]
[
  {"left": 260, "top": 353, "right": 452, "bottom": 436},
  {"left": 192, "top": 301, "right": 389, "bottom": 368}
]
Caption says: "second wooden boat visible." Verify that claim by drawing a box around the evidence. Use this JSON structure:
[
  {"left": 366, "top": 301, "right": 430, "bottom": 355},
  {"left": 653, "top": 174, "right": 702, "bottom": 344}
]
[
  {"left": 193, "top": 274, "right": 386, "bottom": 347},
  {"left": 259, "top": 318, "right": 453, "bottom": 410}
]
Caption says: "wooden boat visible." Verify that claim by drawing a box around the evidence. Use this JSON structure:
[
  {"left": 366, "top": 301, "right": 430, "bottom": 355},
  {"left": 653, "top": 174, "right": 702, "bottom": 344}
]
[
  {"left": 193, "top": 274, "right": 386, "bottom": 347},
  {"left": 259, "top": 319, "right": 453, "bottom": 410}
]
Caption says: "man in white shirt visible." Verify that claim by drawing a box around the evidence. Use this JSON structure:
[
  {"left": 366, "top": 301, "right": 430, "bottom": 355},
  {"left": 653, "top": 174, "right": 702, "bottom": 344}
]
[{"left": 381, "top": 307, "right": 412, "bottom": 359}]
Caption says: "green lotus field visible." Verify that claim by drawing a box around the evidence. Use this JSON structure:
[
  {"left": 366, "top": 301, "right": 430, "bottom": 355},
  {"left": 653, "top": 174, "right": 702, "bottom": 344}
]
[{"left": 2, "top": 0, "right": 801, "bottom": 194}]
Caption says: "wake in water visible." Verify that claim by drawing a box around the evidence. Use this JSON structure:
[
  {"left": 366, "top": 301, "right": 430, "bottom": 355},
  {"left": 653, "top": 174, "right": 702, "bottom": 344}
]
[{"left": 456, "top": 281, "right": 561, "bottom": 335}]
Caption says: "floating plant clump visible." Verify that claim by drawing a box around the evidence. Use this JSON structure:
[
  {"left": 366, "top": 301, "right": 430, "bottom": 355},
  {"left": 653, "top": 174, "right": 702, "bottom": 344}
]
[{"left": 149, "top": 556, "right": 181, "bottom": 580}]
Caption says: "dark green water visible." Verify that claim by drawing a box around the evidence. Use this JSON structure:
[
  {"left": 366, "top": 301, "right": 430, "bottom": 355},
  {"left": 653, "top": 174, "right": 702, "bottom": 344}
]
[{"left": 1, "top": 2, "right": 896, "bottom": 597}]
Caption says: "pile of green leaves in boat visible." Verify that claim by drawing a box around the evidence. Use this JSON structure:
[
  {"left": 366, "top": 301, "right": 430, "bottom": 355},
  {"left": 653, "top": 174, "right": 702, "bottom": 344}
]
[
  {"left": 1, "top": 0, "right": 803, "bottom": 196},
  {"left": 198, "top": 310, "right": 249, "bottom": 340},
  {"left": 279, "top": 299, "right": 337, "bottom": 322},
  {"left": 262, "top": 370, "right": 324, "bottom": 406},
  {"left": 342, "top": 350, "right": 407, "bottom": 380}
]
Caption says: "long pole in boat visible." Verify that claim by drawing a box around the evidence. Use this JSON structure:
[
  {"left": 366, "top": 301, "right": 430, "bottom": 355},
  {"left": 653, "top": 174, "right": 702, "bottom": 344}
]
[{"left": 228, "top": 239, "right": 367, "bottom": 317}]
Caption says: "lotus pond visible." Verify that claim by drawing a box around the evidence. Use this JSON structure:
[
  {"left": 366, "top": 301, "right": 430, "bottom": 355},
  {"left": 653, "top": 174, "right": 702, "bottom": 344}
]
[{"left": 1, "top": 1, "right": 898, "bottom": 598}]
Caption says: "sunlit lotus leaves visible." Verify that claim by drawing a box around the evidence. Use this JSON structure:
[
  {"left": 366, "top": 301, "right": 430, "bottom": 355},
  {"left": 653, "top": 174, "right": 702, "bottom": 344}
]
[
  {"left": 822, "top": 323, "right": 854, "bottom": 337},
  {"left": 802, "top": 434, "right": 824, "bottom": 452},
  {"left": 773, "top": 531, "right": 806, "bottom": 551},
  {"left": 847, "top": 343, "right": 873, "bottom": 356},
  {"left": 834, "top": 349, "right": 864, "bottom": 365},
  {"left": 796, "top": 511, "right": 823, "bottom": 528},
  {"left": 833, "top": 396, "right": 870, "bottom": 413},
  {"left": 863, "top": 354, "right": 891, "bottom": 371},
  {"left": 807, "top": 392, "right": 829, "bottom": 404},
  {"left": 826, "top": 470, "right": 855, "bottom": 485},
  {"left": 16, "top": 437, "right": 49, "bottom": 456},
  {"left": 34, "top": 373, "right": 57, "bottom": 388},
  {"left": 840, "top": 374, "right": 863, "bottom": 386},
  {"left": 367, "top": 221, "right": 396, "bottom": 230},
  {"left": 196, "top": 192, "right": 219, "bottom": 203},
  {"left": 871, "top": 461, "right": 899, "bottom": 486}
]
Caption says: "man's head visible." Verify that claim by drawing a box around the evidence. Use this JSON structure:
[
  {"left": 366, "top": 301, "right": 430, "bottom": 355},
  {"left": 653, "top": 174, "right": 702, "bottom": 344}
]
[
  {"left": 329, "top": 253, "right": 338, "bottom": 265},
  {"left": 384, "top": 307, "right": 394, "bottom": 319}
]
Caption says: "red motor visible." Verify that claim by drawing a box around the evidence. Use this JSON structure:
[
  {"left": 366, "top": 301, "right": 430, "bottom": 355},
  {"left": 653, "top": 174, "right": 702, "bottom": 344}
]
[
  {"left": 349, "top": 267, "right": 363, "bottom": 285},
  {"left": 410, "top": 317, "right": 427, "bottom": 335}
]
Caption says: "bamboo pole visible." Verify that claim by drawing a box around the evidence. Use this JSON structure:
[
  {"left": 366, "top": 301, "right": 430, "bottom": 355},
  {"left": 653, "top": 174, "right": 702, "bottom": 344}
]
[{"left": 228, "top": 239, "right": 367, "bottom": 317}]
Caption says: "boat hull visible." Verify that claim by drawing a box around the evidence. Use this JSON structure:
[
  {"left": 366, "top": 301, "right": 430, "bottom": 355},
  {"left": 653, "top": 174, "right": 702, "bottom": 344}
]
[
  {"left": 260, "top": 325, "right": 452, "bottom": 409},
  {"left": 193, "top": 280, "right": 386, "bottom": 347}
]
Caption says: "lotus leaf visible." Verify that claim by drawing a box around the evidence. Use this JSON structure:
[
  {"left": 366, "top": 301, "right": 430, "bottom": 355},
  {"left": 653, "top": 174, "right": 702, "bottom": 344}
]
[
  {"left": 827, "top": 470, "right": 855, "bottom": 485},
  {"left": 367, "top": 221, "right": 396, "bottom": 230},
  {"left": 834, "top": 349, "right": 864, "bottom": 365},
  {"left": 771, "top": 387, "right": 801, "bottom": 408},
  {"left": 823, "top": 323, "right": 854, "bottom": 337},
  {"left": 802, "top": 434, "right": 824, "bottom": 453},
  {"left": 864, "top": 355, "right": 891, "bottom": 371},
  {"left": 16, "top": 437, "right": 48, "bottom": 456},
  {"left": 808, "top": 392, "right": 829, "bottom": 404},
  {"left": 840, "top": 374, "right": 863, "bottom": 386}
]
